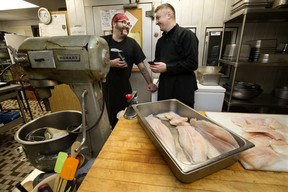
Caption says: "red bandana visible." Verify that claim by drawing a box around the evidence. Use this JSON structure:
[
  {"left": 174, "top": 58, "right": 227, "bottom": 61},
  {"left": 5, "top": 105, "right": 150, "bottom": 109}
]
[{"left": 112, "top": 13, "right": 129, "bottom": 24}]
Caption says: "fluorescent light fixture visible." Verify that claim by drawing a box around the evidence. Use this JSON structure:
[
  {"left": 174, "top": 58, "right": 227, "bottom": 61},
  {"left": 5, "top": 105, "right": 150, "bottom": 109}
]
[{"left": 0, "top": 0, "right": 39, "bottom": 11}]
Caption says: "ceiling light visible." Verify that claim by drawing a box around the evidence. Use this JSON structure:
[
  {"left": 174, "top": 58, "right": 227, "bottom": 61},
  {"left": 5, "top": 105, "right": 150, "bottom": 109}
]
[{"left": 0, "top": 0, "right": 39, "bottom": 11}]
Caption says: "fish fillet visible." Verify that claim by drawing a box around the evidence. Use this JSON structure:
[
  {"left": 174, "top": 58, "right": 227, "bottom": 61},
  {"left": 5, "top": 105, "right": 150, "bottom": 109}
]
[
  {"left": 169, "top": 116, "right": 189, "bottom": 126},
  {"left": 270, "top": 140, "right": 288, "bottom": 157},
  {"left": 177, "top": 125, "right": 208, "bottom": 164},
  {"left": 240, "top": 146, "right": 281, "bottom": 169},
  {"left": 145, "top": 115, "right": 176, "bottom": 156},
  {"left": 231, "top": 117, "right": 288, "bottom": 170},
  {"left": 244, "top": 133, "right": 273, "bottom": 147},
  {"left": 264, "top": 118, "right": 288, "bottom": 135},
  {"left": 242, "top": 126, "right": 285, "bottom": 141},
  {"left": 232, "top": 117, "right": 288, "bottom": 133},
  {"left": 190, "top": 118, "right": 239, "bottom": 148},
  {"left": 170, "top": 128, "right": 190, "bottom": 164},
  {"left": 206, "top": 141, "right": 221, "bottom": 159},
  {"left": 156, "top": 112, "right": 179, "bottom": 121}
]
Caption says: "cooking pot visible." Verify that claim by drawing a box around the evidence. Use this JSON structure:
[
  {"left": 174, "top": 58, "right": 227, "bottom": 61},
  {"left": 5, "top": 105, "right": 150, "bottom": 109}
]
[
  {"left": 224, "top": 81, "right": 263, "bottom": 100},
  {"left": 274, "top": 86, "right": 288, "bottom": 99},
  {"left": 15, "top": 110, "right": 82, "bottom": 172}
]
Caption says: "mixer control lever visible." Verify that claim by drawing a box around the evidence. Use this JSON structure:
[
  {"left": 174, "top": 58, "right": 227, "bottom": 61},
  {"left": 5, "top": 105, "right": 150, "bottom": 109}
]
[
  {"left": 124, "top": 91, "right": 138, "bottom": 120},
  {"left": 76, "top": 89, "right": 88, "bottom": 153}
]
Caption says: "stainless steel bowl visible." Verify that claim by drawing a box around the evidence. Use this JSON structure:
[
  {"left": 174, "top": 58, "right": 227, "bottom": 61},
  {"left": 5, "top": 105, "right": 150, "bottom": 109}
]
[
  {"left": 15, "top": 110, "right": 82, "bottom": 172},
  {"left": 197, "top": 66, "right": 222, "bottom": 74},
  {"left": 232, "top": 88, "right": 263, "bottom": 100}
]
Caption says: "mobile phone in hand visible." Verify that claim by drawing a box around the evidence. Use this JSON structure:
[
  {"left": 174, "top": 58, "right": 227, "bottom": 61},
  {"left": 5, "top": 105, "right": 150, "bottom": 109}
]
[{"left": 148, "top": 61, "right": 155, "bottom": 65}]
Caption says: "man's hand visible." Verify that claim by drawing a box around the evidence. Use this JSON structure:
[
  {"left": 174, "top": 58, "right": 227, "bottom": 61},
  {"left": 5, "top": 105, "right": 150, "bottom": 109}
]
[
  {"left": 110, "top": 58, "right": 127, "bottom": 68},
  {"left": 149, "top": 62, "right": 167, "bottom": 73},
  {"left": 147, "top": 83, "right": 158, "bottom": 93}
]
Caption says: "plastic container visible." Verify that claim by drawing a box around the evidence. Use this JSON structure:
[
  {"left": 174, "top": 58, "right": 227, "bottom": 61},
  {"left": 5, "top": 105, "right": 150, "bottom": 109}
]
[
  {"left": 32, "top": 174, "right": 56, "bottom": 192},
  {"left": 0, "top": 111, "right": 20, "bottom": 124}
]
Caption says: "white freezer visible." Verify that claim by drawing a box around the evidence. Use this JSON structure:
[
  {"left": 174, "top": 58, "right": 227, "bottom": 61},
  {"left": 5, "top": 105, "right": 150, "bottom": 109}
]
[
  {"left": 151, "top": 79, "right": 226, "bottom": 112},
  {"left": 194, "top": 83, "right": 226, "bottom": 112}
]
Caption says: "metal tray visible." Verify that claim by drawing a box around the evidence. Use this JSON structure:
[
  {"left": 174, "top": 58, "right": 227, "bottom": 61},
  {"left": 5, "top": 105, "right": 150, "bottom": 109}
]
[{"left": 133, "top": 99, "right": 254, "bottom": 183}]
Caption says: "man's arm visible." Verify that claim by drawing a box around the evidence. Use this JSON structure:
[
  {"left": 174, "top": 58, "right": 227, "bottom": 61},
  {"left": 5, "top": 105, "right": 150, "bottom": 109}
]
[{"left": 137, "top": 62, "right": 158, "bottom": 92}]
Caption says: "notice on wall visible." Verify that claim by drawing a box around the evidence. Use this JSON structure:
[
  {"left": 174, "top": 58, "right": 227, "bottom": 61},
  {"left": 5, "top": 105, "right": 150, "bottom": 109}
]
[
  {"left": 125, "top": 11, "right": 138, "bottom": 31},
  {"left": 39, "top": 13, "right": 68, "bottom": 37},
  {"left": 70, "top": 26, "right": 87, "bottom": 35},
  {"left": 100, "top": 9, "right": 124, "bottom": 31}
]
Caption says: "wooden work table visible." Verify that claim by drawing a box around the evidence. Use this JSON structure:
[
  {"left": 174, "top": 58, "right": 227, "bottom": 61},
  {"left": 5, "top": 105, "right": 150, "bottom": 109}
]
[{"left": 77, "top": 116, "right": 288, "bottom": 192}]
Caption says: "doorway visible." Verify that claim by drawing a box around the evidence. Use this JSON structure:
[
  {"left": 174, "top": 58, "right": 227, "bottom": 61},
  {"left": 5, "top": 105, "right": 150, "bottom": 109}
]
[{"left": 203, "top": 27, "right": 237, "bottom": 66}]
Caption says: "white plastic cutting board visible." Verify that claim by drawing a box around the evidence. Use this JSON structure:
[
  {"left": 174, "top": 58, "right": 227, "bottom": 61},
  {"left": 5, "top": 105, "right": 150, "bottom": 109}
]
[{"left": 205, "top": 112, "right": 288, "bottom": 172}]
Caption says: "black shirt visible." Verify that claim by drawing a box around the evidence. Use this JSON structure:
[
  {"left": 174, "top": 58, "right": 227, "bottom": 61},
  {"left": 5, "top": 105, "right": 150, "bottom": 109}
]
[
  {"left": 102, "top": 35, "right": 146, "bottom": 128},
  {"left": 155, "top": 24, "right": 199, "bottom": 107}
]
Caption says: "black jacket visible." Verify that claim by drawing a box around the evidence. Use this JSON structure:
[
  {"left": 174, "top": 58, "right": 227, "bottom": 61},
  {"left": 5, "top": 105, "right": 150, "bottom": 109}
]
[{"left": 155, "top": 24, "right": 199, "bottom": 107}]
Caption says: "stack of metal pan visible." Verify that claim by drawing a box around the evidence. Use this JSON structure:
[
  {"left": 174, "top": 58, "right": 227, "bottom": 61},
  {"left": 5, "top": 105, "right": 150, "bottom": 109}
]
[{"left": 231, "top": 0, "right": 274, "bottom": 16}]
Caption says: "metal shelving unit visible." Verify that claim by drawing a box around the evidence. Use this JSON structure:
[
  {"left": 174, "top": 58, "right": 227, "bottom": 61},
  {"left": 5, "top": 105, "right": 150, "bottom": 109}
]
[
  {"left": 218, "top": 8, "right": 288, "bottom": 112},
  {"left": 0, "top": 84, "right": 27, "bottom": 132}
]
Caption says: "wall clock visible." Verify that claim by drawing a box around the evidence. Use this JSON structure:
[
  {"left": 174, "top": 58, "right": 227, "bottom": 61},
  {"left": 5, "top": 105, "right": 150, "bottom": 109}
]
[{"left": 38, "top": 7, "right": 51, "bottom": 25}]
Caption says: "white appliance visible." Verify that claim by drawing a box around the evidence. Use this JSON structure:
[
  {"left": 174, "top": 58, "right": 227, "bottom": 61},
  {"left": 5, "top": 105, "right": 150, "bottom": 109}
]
[
  {"left": 194, "top": 83, "right": 226, "bottom": 112},
  {"left": 151, "top": 79, "right": 225, "bottom": 112}
]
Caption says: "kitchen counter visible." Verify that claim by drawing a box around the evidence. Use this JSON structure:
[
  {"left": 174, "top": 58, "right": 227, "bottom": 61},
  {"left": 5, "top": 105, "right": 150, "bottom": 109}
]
[{"left": 77, "top": 116, "right": 288, "bottom": 192}]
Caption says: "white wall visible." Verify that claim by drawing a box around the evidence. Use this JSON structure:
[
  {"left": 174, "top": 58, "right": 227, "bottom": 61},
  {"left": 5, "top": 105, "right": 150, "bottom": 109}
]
[
  {"left": 0, "top": 20, "right": 38, "bottom": 36},
  {"left": 0, "top": 0, "right": 234, "bottom": 64},
  {"left": 4, "top": 0, "right": 286, "bottom": 102},
  {"left": 65, "top": 0, "right": 233, "bottom": 66}
]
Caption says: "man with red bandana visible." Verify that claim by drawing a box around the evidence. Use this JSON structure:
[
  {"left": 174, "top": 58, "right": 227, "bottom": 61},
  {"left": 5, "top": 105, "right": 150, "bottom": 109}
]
[{"left": 102, "top": 13, "right": 157, "bottom": 128}]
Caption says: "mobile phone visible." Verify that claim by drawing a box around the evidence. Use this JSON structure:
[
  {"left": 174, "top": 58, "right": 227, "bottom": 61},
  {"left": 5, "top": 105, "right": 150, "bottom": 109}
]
[{"left": 148, "top": 61, "right": 155, "bottom": 65}]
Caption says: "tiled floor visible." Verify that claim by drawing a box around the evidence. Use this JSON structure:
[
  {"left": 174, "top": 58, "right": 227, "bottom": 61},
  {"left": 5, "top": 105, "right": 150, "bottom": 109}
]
[{"left": 0, "top": 100, "right": 48, "bottom": 192}]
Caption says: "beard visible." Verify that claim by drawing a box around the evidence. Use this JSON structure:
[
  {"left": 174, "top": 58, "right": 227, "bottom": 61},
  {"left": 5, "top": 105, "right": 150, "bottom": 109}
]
[{"left": 115, "top": 25, "right": 129, "bottom": 36}]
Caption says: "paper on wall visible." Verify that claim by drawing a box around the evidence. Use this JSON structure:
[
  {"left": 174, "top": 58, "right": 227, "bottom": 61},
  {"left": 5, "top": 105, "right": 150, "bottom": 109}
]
[
  {"left": 100, "top": 9, "right": 124, "bottom": 31},
  {"left": 39, "top": 14, "right": 68, "bottom": 37}
]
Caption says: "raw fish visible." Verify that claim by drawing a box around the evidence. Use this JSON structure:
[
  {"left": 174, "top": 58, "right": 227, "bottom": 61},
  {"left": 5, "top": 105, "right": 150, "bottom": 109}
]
[
  {"left": 156, "top": 112, "right": 189, "bottom": 126},
  {"left": 190, "top": 119, "right": 239, "bottom": 148},
  {"left": 242, "top": 126, "right": 285, "bottom": 141},
  {"left": 240, "top": 146, "right": 281, "bottom": 169},
  {"left": 145, "top": 115, "right": 177, "bottom": 156},
  {"left": 270, "top": 140, "right": 288, "bottom": 157},
  {"left": 231, "top": 117, "right": 288, "bottom": 169},
  {"left": 156, "top": 112, "right": 179, "bottom": 121},
  {"left": 169, "top": 116, "right": 189, "bottom": 126},
  {"left": 177, "top": 125, "right": 208, "bottom": 164},
  {"left": 244, "top": 133, "right": 272, "bottom": 147},
  {"left": 231, "top": 117, "right": 288, "bottom": 134},
  {"left": 265, "top": 118, "right": 288, "bottom": 133},
  {"left": 172, "top": 128, "right": 191, "bottom": 164},
  {"left": 206, "top": 141, "right": 221, "bottom": 159}
]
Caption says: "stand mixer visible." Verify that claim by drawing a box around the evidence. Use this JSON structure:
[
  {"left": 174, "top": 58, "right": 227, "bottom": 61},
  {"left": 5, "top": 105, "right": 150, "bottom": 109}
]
[{"left": 15, "top": 35, "right": 112, "bottom": 159}]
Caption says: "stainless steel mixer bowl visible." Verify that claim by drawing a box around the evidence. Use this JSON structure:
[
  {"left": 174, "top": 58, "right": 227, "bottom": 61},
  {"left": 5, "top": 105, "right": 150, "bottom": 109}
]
[{"left": 15, "top": 110, "right": 82, "bottom": 172}]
